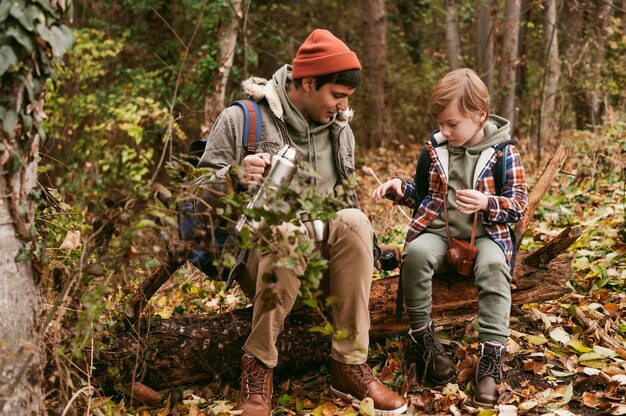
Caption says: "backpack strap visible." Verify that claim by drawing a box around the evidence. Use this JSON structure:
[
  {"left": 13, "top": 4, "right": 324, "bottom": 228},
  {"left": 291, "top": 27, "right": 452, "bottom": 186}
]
[
  {"left": 413, "top": 133, "right": 440, "bottom": 205},
  {"left": 230, "top": 99, "right": 262, "bottom": 155},
  {"left": 493, "top": 139, "right": 516, "bottom": 195},
  {"left": 186, "top": 99, "right": 263, "bottom": 167}
]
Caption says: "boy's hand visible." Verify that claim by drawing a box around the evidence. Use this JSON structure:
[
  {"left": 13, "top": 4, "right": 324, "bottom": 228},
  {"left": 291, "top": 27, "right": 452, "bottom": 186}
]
[
  {"left": 372, "top": 178, "right": 404, "bottom": 203},
  {"left": 241, "top": 153, "right": 271, "bottom": 188},
  {"left": 456, "top": 189, "right": 489, "bottom": 214}
]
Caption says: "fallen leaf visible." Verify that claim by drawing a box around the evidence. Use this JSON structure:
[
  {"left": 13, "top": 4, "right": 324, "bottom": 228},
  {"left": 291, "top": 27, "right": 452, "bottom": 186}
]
[
  {"left": 550, "top": 327, "right": 571, "bottom": 345},
  {"left": 358, "top": 397, "right": 375, "bottom": 416},
  {"left": 59, "top": 230, "right": 81, "bottom": 250}
]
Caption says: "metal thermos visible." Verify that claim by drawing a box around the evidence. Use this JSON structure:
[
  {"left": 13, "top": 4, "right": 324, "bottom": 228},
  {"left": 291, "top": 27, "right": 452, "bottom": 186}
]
[{"left": 236, "top": 145, "right": 299, "bottom": 233}]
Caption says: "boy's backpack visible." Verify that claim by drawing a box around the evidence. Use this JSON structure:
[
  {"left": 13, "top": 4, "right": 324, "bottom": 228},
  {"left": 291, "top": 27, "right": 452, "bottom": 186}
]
[
  {"left": 179, "top": 99, "right": 262, "bottom": 279},
  {"left": 413, "top": 134, "right": 516, "bottom": 206}
]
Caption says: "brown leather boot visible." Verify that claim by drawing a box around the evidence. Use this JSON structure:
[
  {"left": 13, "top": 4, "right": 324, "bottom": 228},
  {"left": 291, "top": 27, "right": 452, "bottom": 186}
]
[
  {"left": 330, "top": 359, "right": 407, "bottom": 415},
  {"left": 408, "top": 321, "right": 457, "bottom": 385},
  {"left": 237, "top": 354, "right": 273, "bottom": 416},
  {"left": 473, "top": 341, "right": 505, "bottom": 407}
]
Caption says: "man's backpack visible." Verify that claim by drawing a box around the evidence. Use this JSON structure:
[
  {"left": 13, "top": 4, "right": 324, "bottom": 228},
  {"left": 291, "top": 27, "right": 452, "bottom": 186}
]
[{"left": 179, "top": 99, "right": 262, "bottom": 279}]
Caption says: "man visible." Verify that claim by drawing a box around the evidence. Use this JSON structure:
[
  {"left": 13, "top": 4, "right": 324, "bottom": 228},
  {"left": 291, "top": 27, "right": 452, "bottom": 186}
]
[{"left": 198, "top": 29, "right": 406, "bottom": 416}]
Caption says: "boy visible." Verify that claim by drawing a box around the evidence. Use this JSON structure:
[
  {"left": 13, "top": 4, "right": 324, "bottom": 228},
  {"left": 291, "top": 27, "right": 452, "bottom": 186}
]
[{"left": 372, "top": 68, "right": 528, "bottom": 407}]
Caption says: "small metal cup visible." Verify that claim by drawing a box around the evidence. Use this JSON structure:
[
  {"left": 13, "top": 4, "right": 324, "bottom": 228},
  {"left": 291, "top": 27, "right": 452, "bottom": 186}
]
[{"left": 300, "top": 213, "right": 328, "bottom": 243}]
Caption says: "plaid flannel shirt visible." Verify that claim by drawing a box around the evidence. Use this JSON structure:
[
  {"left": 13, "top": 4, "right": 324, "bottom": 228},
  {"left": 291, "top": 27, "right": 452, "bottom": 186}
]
[{"left": 397, "top": 137, "right": 528, "bottom": 268}]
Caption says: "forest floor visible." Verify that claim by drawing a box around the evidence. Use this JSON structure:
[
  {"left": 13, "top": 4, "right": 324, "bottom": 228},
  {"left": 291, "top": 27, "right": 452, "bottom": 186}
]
[{"left": 102, "top": 129, "right": 624, "bottom": 416}]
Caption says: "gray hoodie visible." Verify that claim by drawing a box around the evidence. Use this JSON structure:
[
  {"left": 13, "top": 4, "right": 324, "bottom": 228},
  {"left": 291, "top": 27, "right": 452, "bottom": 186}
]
[
  {"left": 198, "top": 64, "right": 359, "bottom": 207},
  {"left": 429, "top": 115, "right": 512, "bottom": 239}
]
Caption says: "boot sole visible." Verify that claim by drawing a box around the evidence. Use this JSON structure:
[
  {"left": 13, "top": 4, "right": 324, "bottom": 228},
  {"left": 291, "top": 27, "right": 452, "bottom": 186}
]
[
  {"left": 329, "top": 386, "right": 408, "bottom": 415},
  {"left": 473, "top": 396, "right": 497, "bottom": 408}
]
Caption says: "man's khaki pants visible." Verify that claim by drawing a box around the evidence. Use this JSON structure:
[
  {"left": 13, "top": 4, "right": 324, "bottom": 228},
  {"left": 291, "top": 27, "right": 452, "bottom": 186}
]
[{"left": 237, "top": 208, "right": 373, "bottom": 368}]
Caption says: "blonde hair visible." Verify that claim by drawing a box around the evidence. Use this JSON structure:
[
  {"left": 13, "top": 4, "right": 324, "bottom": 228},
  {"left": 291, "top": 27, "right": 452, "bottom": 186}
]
[{"left": 430, "top": 68, "right": 490, "bottom": 119}]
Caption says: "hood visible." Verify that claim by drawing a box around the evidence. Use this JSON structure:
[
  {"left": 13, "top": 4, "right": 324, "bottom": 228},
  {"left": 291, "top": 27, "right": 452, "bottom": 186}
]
[{"left": 466, "top": 114, "right": 511, "bottom": 153}]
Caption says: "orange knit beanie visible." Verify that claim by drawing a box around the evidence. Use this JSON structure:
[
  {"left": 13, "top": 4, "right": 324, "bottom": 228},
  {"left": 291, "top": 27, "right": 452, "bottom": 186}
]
[{"left": 292, "top": 29, "right": 361, "bottom": 79}]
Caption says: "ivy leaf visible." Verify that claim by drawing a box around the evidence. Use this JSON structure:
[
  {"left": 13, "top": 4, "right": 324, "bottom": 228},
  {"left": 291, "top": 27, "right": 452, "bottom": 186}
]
[
  {"left": 0, "top": 44, "right": 18, "bottom": 75},
  {"left": 16, "top": 4, "right": 45, "bottom": 31},
  {"left": 36, "top": 22, "right": 74, "bottom": 58},
  {"left": 2, "top": 109, "right": 18, "bottom": 136},
  {"left": 0, "top": 1, "right": 11, "bottom": 22},
  {"left": 8, "top": 0, "right": 26, "bottom": 20},
  {"left": 7, "top": 23, "right": 34, "bottom": 52}
]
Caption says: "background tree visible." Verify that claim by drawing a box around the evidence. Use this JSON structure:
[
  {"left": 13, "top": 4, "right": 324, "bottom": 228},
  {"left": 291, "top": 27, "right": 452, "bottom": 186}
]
[
  {"left": 497, "top": 0, "right": 521, "bottom": 131},
  {"left": 0, "top": 1, "right": 72, "bottom": 414},
  {"left": 475, "top": 0, "right": 495, "bottom": 90},
  {"left": 533, "top": 0, "right": 561, "bottom": 161},
  {"left": 202, "top": 0, "right": 243, "bottom": 134},
  {"left": 562, "top": 0, "right": 615, "bottom": 129},
  {"left": 361, "top": 0, "right": 389, "bottom": 147},
  {"left": 444, "top": 0, "right": 463, "bottom": 69}
]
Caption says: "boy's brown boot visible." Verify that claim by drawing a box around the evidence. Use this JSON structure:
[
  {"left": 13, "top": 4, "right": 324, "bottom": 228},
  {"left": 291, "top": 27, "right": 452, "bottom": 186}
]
[
  {"left": 473, "top": 341, "right": 505, "bottom": 407},
  {"left": 330, "top": 359, "right": 407, "bottom": 415},
  {"left": 408, "top": 321, "right": 457, "bottom": 385},
  {"left": 237, "top": 354, "right": 273, "bottom": 416}
]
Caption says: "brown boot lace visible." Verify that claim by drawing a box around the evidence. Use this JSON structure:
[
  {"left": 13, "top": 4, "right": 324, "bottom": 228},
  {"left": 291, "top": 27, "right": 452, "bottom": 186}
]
[
  {"left": 413, "top": 329, "right": 448, "bottom": 384},
  {"left": 345, "top": 363, "right": 378, "bottom": 386},
  {"left": 242, "top": 360, "right": 271, "bottom": 399},
  {"left": 476, "top": 354, "right": 503, "bottom": 384}
]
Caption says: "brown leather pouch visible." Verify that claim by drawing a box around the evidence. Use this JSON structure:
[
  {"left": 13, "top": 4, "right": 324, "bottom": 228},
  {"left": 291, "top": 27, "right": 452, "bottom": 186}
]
[{"left": 446, "top": 237, "right": 478, "bottom": 277}]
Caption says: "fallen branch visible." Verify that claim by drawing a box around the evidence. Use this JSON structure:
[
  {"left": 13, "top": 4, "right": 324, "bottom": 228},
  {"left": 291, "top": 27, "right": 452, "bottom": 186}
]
[
  {"left": 514, "top": 144, "right": 568, "bottom": 246},
  {"left": 522, "top": 226, "right": 582, "bottom": 268}
]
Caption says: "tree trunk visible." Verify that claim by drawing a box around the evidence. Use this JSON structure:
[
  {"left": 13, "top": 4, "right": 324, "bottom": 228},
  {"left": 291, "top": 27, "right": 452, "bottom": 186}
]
[
  {"left": 361, "top": 0, "right": 389, "bottom": 148},
  {"left": 0, "top": 140, "right": 46, "bottom": 415},
  {"left": 475, "top": 0, "right": 494, "bottom": 91},
  {"left": 537, "top": 0, "right": 561, "bottom": 151},
  {"left": 562, "top": 0, "right": 613, "bottom": 129},
  {"left": 393, "top": 0, "right": 430, "bottom": 65},
  {"left": 202, "top": 0, "right": 243, "bottom": 135},
  {"left": 444, "top": 0, "right": 463, "bottom": 69},
  {"left": 498, "top": 0, "right": 521, "bottom": 131}
]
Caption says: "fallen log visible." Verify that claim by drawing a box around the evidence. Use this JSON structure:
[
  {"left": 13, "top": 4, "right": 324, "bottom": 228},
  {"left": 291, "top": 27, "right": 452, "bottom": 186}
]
[{"left": 100, "top": 247, "right": 576, "bottom": 391}]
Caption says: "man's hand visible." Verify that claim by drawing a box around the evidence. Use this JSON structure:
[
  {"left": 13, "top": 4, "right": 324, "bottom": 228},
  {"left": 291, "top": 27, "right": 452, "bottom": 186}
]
[
  {"left": 375, "top": 244, "right": 401, "bottom": 271},
  {"left": 456, "top": 189, "right": 489, "bottom": 214},
  {"left": 241, "top": 153, "right": 271, "bottom": 188}
]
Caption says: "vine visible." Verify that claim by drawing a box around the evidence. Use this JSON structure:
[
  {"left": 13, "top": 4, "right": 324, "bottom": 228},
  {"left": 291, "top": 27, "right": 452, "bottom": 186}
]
[{"left": 0, "top": 0, "right": 73, "bottom": 242}]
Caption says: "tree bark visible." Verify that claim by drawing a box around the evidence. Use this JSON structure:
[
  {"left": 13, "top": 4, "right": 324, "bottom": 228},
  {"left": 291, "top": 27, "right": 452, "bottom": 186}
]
[
  {"left": 475, "top": 0, "right": 494, "bottom": 91},
  {"left": 361, "top": 0, "right": 389, "bottom": 148},
  {"left": 202, "top": 0, "right": 243, "bottom": 134},
  {"left": 444, "top": 0, "right": 463, "bottom": 69},
  {"left": 538, "top": 0, "right": 561, "bottom": 146},
  {"left": 562, "top": 0, "right": 614, "bottom": 129},
  {"left": 393, "top": 0, "right": 430, "bottom": 65},
  {"left": 102, "top": 249, "right": 576, "bottom": 391},
  {"left": 498, "top": 0, "right": 521, "bottom": 131},
  {"left": 0, "top": 139, "right": 46, "bottom": 415}
]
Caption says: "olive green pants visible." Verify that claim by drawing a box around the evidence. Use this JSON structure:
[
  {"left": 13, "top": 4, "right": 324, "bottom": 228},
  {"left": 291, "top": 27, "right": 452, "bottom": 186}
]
[
  {"left": 238, "top": 208, "right": 374, "bottom": 368},
  {"left": 401, "top": 233, "right": 512, "bottom": 344}
]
